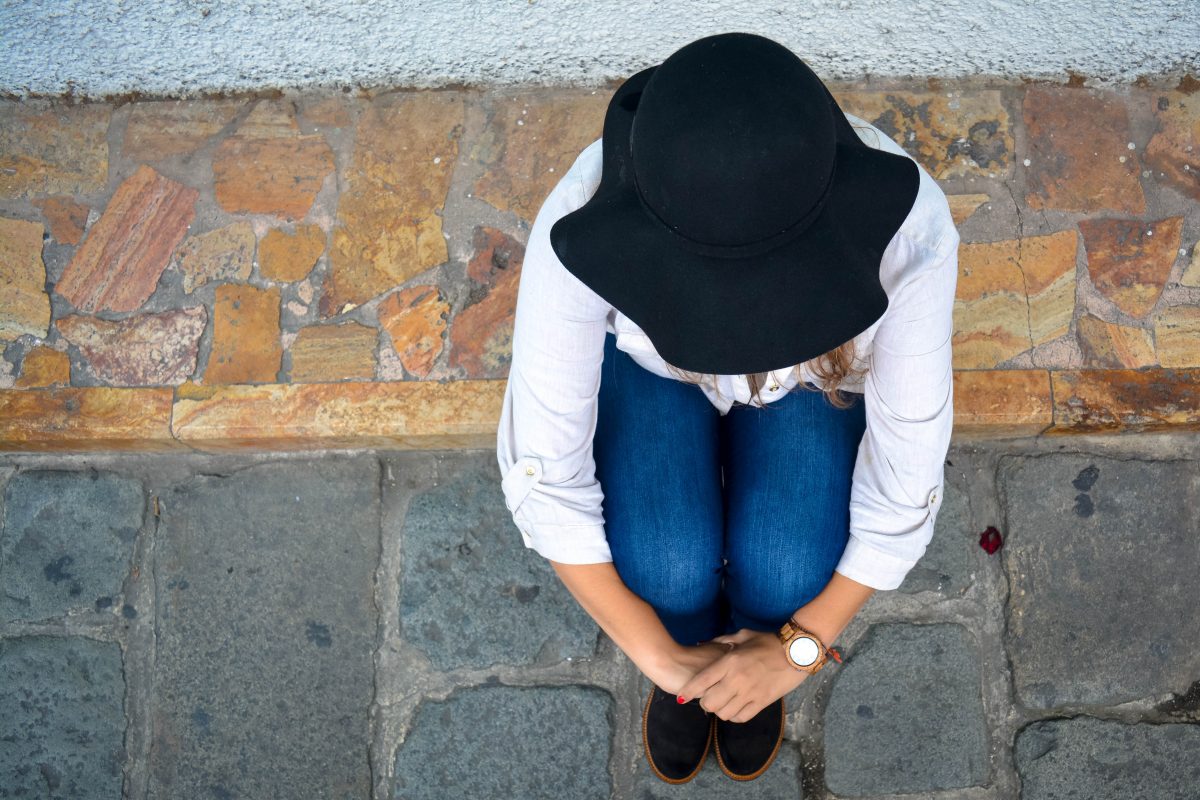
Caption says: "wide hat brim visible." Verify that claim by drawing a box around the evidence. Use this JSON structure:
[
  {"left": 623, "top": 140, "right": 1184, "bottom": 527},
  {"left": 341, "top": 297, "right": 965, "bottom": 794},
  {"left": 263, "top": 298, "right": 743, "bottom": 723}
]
[{"left": 549, "top": 62, "right": 921, "bottom": 375}]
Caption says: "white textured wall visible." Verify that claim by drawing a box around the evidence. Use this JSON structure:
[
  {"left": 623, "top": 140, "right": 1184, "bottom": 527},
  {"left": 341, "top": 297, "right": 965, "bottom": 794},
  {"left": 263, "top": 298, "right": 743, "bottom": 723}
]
[{"left": 1, "top": 0, "right": 1197, "bottom": 98}]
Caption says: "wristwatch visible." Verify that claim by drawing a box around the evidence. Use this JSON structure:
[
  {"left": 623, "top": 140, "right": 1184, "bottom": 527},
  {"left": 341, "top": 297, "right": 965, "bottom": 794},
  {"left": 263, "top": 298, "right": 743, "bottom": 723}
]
[{"left": 777, "top": 617, "right": 842, "bottom": 674}]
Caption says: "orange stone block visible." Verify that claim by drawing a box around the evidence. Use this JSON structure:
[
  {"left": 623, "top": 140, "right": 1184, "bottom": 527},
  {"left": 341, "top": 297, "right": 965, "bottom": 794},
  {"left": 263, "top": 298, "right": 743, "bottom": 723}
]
[
  {"left": 288, "top": 322, "right": 378, "bottom": 382},
  {"left": 450, "top": 227, "right": 523, "bottom": 379},
  {"left": 947, "top": 194, "right": 990, "bottom": 226},
  {"left": 951, "top": 370, "right": 1054, "bottom": 436},
  {"left": 1020, "top": 231, "right": 1079, "bottom": 346},
  {"left": 324, "top": 91, "right": 463, "bottom": 314},
  {"left": 174, "top": 221, "right": 256, "bottom": 293},
  {"left": 0, "top": 216, "right": 51, "bottom": 341},
  {"left": 1076, "top": 314, "right": 1156, "bottom": 369},
  {"left": 171, "top": 379, "right": 506, "bottom": 452},
  {"left": 299, "top": 94, "right": 352, "bottom": 128},
  {"left": 123, "top": 98, "right": 243, "bottom": 163},
  {"left": 1153, "top": 305, "right": 1200, "bottom": 368},
  {"left": 1023, "top": 86, "right": 1145, "bottom": 214},
  {"left": 953, "top": 231, "right": 1077, "bottom": 368},
  {"left": 1081, "top": 215, "right": 1184, "bottom": 319},
  {"left": 259, "top": 225, "right": 325, "bottom": 283},
  {"left": 212, "top": 101, "right": 335, "bottom": 220},
  {"left": 56, "top": 164, "right": 198, "bottom": 313},
  {"left": 0, "top": 102, "right": 110, "bottom": 199},
  {"left": 32, "top": 196, "right": 88, "bottom": 245},
  {"left": 1144, "top": 90, "right": 1200, "bottom": 201},
  {"left": 56, "top": 307, "right": 207, "bottom": 386},
  {"left": 954, "top": 241, "right": 1030, "bottom": 368},
  {"left": 471, "top": 91, "right": 609, "bottom": 222},
  {"left": 1050, "top": 369, "right": 1200, "bottom": 430},
  {"left": 206, "top": 284, "right": 282, "bottom": 384},
  {"left": 0, "top": 386, "right": 180, "bottom": 452},
  {"left": 14, "top": 346, "right": 71, "bottom": 388},
  {"left": 378, "top": 285, "right": 449, "bottom": 378},
  {"left": 834, "top": 89, "right": 1012, "bottom": 179}
]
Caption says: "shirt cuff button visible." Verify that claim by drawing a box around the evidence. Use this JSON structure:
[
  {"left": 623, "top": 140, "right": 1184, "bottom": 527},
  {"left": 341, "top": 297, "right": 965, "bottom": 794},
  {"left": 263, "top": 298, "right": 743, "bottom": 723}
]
[{"left": 525, "top": 466, "right": 536, "bottom": 476}]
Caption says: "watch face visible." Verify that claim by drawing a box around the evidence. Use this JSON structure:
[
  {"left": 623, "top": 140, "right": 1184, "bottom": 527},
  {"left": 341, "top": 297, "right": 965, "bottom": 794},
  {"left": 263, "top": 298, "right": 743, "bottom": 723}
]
[{"left": 789, "top": 636, "right": 820, "bottom": 667}]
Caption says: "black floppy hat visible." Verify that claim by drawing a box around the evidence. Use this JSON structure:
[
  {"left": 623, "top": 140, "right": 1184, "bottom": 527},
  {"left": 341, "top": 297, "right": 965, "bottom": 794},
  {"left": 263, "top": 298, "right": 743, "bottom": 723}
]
[{"left": 548, "top": 32, "right": 920, "bottom": 375}]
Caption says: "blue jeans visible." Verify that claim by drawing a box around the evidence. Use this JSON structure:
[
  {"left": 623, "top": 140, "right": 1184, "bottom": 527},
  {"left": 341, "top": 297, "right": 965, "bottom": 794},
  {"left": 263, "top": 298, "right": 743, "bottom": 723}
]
[{"left": 593, "top": 331, "right": 867, "bottom": 647}]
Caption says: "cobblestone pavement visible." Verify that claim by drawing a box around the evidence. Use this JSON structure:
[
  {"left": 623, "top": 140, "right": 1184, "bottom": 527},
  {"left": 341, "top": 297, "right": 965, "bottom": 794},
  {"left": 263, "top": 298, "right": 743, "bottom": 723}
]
[{"left": 1, "top": 432, "right": 1198, "bottom": 799}]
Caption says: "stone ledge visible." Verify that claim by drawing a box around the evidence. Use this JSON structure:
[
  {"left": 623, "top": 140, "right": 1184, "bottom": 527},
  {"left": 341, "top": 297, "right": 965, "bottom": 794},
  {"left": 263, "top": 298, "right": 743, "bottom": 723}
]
[
  {"left": 0, "top": 386, "right": 178, "bottom": 452},
  {"left": 4, "top": 369, "right": 1199, "bottom": 453},
  {"left": 1048, "top": 368, "right": 1200, "bottom": 431},
  {"left": 170, "top": 379, "right": 506, "bottom": 452},
  {"left": 952, "top": 370, "right": 1053, "bottom": 437}
]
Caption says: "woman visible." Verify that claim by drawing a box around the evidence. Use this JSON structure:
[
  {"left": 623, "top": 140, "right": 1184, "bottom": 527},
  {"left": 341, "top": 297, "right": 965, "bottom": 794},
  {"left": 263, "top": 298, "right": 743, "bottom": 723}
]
[{"left": 496, "top": 32, "right": 958, "bottom": 783}]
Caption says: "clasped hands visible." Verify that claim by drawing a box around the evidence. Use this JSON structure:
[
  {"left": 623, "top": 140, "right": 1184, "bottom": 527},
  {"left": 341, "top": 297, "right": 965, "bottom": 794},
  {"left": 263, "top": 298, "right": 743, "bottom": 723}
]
[{"left": 660, "top": 628, "right": 809, "bottom": 723}]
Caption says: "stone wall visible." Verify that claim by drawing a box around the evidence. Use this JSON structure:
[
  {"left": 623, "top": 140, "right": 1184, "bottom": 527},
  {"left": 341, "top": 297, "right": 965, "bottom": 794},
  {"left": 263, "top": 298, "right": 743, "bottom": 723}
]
[
  {"left": 3, "top": 3, "right": 1198, "bottom": 97},
  {"left": 1, "top": 77, "right": 1199, "bottom": 451}
]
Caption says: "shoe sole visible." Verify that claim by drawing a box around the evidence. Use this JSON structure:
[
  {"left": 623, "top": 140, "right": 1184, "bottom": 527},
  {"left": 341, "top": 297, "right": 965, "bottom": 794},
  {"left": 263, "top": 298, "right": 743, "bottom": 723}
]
[
  {"left": 712, "top": 696, "right": 785, "bottom": 781},
  {"left": 642, "top": 688, "right": 712, "bottom": 784}
]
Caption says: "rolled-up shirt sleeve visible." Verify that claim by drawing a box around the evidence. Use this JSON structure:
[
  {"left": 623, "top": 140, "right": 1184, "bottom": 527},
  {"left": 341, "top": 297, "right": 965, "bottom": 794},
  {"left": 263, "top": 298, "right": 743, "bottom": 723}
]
[
  {"left": 495, "top": 162, "right": 614, "bottom": 564},
  {"left": 834, "top": 235, "right": 959, "bottom": 590}
]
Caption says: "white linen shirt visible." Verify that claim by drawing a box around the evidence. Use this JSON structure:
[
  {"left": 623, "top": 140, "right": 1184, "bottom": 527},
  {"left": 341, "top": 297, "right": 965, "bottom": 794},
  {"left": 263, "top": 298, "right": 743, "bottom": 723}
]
[{"left": 496, "top": 112, "right": 960, "bottom": 591}]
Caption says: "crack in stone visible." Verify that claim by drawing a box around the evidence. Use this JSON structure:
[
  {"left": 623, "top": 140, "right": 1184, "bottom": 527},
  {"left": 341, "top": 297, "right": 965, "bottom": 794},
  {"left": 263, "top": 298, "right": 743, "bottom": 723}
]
[
  {"left": 1005, "top": 181, "right": 1038, "bottom": 365},
  {"left": 366, "top": 454, "right": 386, "bottom": 797}
]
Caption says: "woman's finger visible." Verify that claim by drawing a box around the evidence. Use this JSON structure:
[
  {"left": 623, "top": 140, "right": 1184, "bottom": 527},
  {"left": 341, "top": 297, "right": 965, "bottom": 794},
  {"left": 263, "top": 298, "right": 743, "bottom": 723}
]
[
  {"left": 699, "top": 680, "right": 738, "bottom": 715},
  {"left": 677, "top": 658, "right": 727, "bottom": 701},
  {"left": 729, "top": 697, "right": 760, "bottom": 723},
  {"left": 710, "top": 629, "right": 752, "bottom": 644},
  {"left": 708, "top": 687, "right": 742, "bottom": 720}
]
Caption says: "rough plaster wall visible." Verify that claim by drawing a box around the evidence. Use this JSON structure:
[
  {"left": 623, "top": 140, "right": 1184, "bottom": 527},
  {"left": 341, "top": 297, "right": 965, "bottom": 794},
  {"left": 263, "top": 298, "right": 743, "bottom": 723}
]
[{"left": 1, "top": 0, "right": 1197, "bottom": 98}]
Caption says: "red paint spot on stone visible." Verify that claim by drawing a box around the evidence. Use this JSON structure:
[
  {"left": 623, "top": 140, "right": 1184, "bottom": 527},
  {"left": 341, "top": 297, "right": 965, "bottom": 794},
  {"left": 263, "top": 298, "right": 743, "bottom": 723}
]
[{"left": 979, "top": 526, "right": 1003, "bottom": 555}]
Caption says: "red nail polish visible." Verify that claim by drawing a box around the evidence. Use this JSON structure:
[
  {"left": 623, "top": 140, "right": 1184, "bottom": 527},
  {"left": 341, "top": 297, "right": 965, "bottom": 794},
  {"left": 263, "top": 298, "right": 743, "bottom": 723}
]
[{"left": 677, "top": 695, "right": 686, "bottom": 704}]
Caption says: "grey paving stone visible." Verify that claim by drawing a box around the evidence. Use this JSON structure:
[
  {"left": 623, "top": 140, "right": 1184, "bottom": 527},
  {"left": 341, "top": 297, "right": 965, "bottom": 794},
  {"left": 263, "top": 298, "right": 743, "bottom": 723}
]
[
  {"left": 632, "top": 739, "right": 803, "bottom": 797},
  {"left": 396, "top": 452, "right": 598, "bottom": 670},
  {"left": 0, "top": 636, "right": 125, "bottom": 798},
  {"left": 392, "top": 683, "right": 612, "bottom": 800},
  {"left": 823, "top": 622, "right": 988, "bottom": 795},
  {"left": 1015, "top": 716, "right": 1200, "bottom": 799},
  {"left": 1001, "top": 454, "right": 1200, "bottom": 708},
  {"left": 898, "top": 466, "right": 974, "bottom": 595},
  {"left": 0, "top": 469, "right": 143, "bottom": 622},
  {"left": 150, "top": 458, "right": 379, "bottom": 800}
]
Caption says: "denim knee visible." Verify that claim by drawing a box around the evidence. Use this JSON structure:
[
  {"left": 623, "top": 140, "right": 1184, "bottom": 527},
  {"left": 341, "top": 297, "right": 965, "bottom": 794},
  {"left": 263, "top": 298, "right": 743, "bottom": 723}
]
[
  {"left": 718, "top": 386, "right": 861, "bottom": 633},
  {"left": 617, "top": 550, "right": 723, "bottom": 617},
  {"left": 724, "top": 563, "right": 834, "bottom": 631},
  {"left": 595, "top": 330, "right": 727, "bottom": 645}
]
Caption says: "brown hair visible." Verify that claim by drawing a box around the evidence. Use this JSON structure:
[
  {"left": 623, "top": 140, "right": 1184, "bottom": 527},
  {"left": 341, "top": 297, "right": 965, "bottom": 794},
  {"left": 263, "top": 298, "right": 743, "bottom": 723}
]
[{"left": 662, "top": 336, "right": 865, "bottom": 410}]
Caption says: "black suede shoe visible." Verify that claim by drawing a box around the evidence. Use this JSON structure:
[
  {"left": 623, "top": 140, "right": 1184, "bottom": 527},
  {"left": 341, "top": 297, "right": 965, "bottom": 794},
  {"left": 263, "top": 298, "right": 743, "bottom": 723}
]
[
  {"left": 642, "top": 684, "right": 713, "bottom": 784},
  {"left": 713, "top": 696, "right": 785, "bottom": 781}
]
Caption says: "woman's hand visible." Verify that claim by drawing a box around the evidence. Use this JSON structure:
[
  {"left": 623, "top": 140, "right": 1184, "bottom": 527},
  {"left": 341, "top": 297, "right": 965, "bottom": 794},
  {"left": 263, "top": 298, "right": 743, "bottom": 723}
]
[
  {"left": 648, "top": 640, "right": 735, "bottom": 696},
  {"left": 675, "top": 628, "right": 809, "bottom": 722}
]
